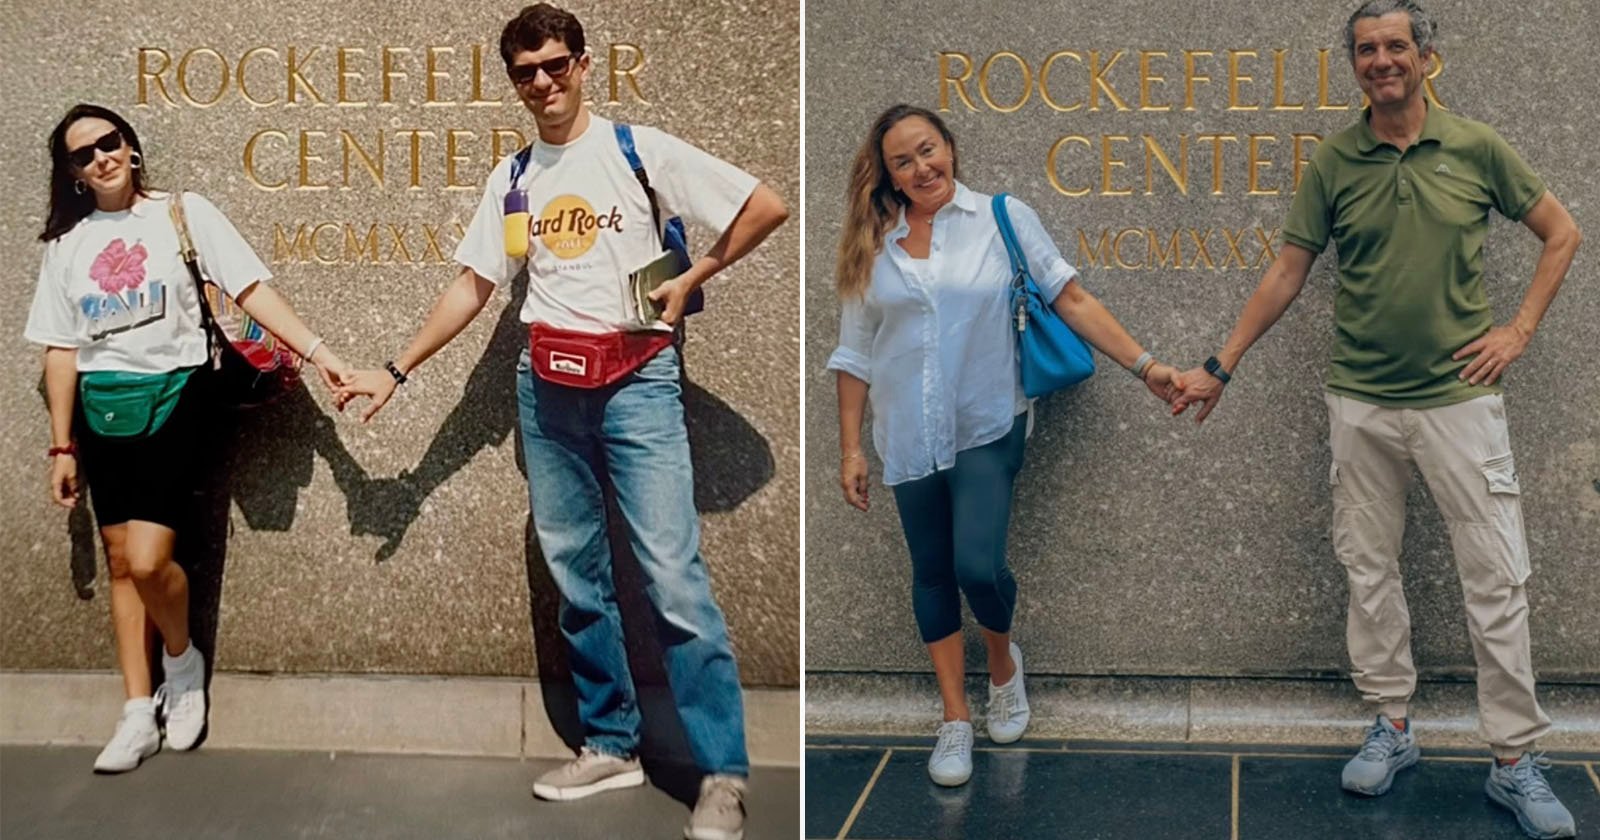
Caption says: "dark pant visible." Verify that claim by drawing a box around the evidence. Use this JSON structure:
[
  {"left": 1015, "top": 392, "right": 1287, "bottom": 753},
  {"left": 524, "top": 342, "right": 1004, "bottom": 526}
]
[{"left": 892, "top": 413, "right": 1028, "bottom": 643}]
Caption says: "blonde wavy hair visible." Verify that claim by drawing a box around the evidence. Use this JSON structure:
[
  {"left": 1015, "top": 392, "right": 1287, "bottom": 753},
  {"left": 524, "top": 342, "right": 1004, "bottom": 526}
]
[{"left": 835, "top": 104, "right": 959, "bottom": 299}]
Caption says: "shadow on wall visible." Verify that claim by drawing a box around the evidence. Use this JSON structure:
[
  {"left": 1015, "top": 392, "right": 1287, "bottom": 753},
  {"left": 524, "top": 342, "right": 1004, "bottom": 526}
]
[{"left": 56, "top": 269, "right": 775, "bottom": 787}]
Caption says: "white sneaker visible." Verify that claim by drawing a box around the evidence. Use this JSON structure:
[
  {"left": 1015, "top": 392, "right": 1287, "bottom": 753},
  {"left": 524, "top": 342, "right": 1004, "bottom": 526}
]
[
  {"left": 928, "top": 720, "right": 974, "bottom": 787},
  {"left": 93, "top": 701, "right": 160, "bottom": 773},
  {"left": 157, "top": 645, "right": 208, "bottom": 751},
  {"left": 986, "top": 642, "right": 1030, "bottom": 744}
]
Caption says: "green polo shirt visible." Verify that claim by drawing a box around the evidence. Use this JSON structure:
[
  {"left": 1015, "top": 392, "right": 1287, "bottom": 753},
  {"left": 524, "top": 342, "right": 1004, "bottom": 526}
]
[{"left": 1282, "top": 104, "right": 1545, "bottom": 407}]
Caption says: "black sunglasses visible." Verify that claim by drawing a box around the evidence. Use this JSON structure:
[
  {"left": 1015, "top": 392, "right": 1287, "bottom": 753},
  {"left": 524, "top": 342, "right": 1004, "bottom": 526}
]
[
  {"left": 68, "top": 129, "right": 124, "bottom": 169},
  {"left": 508, "top": 53, "right": 578, "bottom": 86}
]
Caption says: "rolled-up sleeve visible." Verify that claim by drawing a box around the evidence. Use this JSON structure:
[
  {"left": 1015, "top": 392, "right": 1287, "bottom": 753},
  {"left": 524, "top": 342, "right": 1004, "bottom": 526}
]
[
  {"left": 825, "top": 295, "right": 877, "bottom": 383},
  {"left": 1006, "top": 196, "right": 1076, "bottom": 302}
]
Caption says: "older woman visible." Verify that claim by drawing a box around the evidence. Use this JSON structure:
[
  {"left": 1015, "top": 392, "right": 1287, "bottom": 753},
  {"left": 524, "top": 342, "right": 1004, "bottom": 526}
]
[
  {"left": 828, "top": 103, "right": 1181, "bottom": 786},
  {"left": 25, "top": 104, "right": 349, "bottom": 773}
]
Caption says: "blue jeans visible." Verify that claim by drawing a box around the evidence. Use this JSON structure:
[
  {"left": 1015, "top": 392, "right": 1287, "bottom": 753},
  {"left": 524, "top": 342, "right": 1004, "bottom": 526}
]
[{"left": 516, "top": 345, "right": 748, "bottom": 775}]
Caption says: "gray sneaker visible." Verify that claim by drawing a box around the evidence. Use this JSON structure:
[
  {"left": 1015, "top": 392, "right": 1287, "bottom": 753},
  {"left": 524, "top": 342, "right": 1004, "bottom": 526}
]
[
  {"left": 531, "top": 747, "right": 645, "bottom": 801},
  {"left": 1341, "top": 715, "right": 1419, "bottom": 796},
  {"left": 684, "top": 774, "right": 746, "bottom": 840},
  {"left": 927, "top": 720, "right": 974, "bottom": 787},
  {"left": 1486, "top": 753, "right": 1577, "bottom": 839}
]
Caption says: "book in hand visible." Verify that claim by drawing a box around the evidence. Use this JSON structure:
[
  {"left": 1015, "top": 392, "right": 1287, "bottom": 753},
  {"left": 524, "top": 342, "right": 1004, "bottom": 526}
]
[{"left": 626, "top": 247, "right": 696, "bottom": 328}]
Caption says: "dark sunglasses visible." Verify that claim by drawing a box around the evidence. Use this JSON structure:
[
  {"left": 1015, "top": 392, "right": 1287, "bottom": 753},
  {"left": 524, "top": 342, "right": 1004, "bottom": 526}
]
[
  {"left": 68, "top": 129, "right": 124, "bottom": 168},
  {"left": 508, "top": 53, "right": 578, "bottom": 86}
]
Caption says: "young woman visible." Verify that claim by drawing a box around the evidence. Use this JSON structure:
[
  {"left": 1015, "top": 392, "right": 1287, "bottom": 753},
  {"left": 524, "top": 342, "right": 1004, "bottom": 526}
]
[
  {"left": 828, "top": 104, "right": 1182, "bottom": 786},
  {"left": 25, "top": 104, "right": 350, "bottom": 773}
]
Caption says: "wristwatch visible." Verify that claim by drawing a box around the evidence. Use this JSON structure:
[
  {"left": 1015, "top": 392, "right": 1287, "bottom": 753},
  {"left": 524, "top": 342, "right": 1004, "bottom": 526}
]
[{"left": 1204, "top": 356, "right": 1232, "bottom": 385}]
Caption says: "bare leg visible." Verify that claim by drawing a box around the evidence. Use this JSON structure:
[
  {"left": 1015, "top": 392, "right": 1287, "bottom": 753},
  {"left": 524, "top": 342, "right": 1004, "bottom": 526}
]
[
  {"left": 927, "top": 632, "right": 970, "bottom": 722},
  {"left": 121, "top": 520, "right": 190, "bottom": 656},
  {"left": 980, "top": 628, "right": 1015, "bottom": 686},
  {"left": 102, "top": 525, "right": 154, "bottom": 699}
]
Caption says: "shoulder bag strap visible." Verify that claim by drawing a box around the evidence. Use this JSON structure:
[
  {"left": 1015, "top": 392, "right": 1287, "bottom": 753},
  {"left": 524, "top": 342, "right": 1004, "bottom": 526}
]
[
  {"left": 990, "top": 193, "right": 1029, "bottom": 288},
  {"left": 167, "top": 193, "right": 222, "bottom": 364}
]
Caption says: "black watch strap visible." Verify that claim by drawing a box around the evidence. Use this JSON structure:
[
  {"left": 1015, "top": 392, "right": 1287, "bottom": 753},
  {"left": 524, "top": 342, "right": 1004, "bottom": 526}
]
[
  {"left": 1204, "top": 356, "right": 1232, "bottom": 384},
  {"left": 385, "top": 360, "right": 409, "bottom": 386}
]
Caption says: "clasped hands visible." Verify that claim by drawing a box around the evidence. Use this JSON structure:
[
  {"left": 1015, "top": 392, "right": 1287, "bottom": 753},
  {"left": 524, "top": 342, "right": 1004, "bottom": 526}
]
[{"left": 295, "top": 351, "right": 399, "bottom": 424}]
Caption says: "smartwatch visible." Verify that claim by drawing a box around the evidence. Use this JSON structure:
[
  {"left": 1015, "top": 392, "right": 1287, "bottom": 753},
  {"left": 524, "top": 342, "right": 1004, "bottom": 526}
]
[{"left": 1204, "top": 356, "right": 1232, "bottom": 385}]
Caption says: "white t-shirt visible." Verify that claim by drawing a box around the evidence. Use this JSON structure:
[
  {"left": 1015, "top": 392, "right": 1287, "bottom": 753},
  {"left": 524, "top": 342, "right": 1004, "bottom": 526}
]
[
  {"left": 25, "top": 191, "right": 269, "bottom": 374},
  {"left": 453, "top": 115, "right": 759, "bottom": 333}
]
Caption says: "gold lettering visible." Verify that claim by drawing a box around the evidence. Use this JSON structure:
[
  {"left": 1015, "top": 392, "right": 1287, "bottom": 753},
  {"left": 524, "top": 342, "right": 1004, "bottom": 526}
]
[
  {"left": 243, "top": 130, "right": 289, "bottom": 191},
  {"left": 1423, "top": 51, "right": 1447, "bottom": 109},
  {"left": 287, "top": 46, "right": 326, "bottom": 104},
  {"left": 425, "top": 46, "right": 454, "bottom": 104},
  {"left": 1077, "top": 229, "right": 1112, "bottom": 268},
  {"left": 137, "top": 47, "right": 175, "bottom": 106},
  {"left": 1039, "top": 51, "right": 1085, "bottom": 112},
  {"left": 1089, "top": 50, "right": 1131, "bottom": 111},
  {"left": 470, "top": 44, "right": 502, "bottom": 105},
  {"left": 609, "top": 43, "right": 648, "bottom": 104},
  {"left": 492, "top": 128, "right": 528, "bottom": 163},
  {"left": 176, "top": 48, "right": 229, "bottom": 107},
  {"left": 1046, "top": 135, "right": 1093, "bottom": 197},
  {"left": 937, "top": 52, "right": 976, "bottom": 112},
  {"left": 1100, "top": 135, "right": 1133, "bottom": 196},
  {"left": 298, "top": 130, "right": 329, "bottom": 190},
  {"left": 381, "top": 47, "right": 410, "bottom": 104},
  {"left": 1149, "top": 228, "right": 1182, "bottom": 268},
  {"left": 386, "top": 224, "right": 415, "bottom": 262},
  {"left": 272, "top": 223, "right": 312, "bottom": 263},
  {"left": 344, "top": 223, "right": 381, "bottom": 263},
  {"left": 1113, "top": 228, "right": 1145, "bottom": 269},
  {"left": 445, "top": 129, "right": 476, "bottom": 189},
  {"left": 1183, "top": 50, "right": 1213, "bottom": 111},
  {"left": 340, "top": 130, "right": 384, "bottom": 189},
  {"left": 238, "top": 47, "right": 281, "bottom": 106},
  {"left": 1187, "top": 228, "right": 1216, "bottom": 269},
  {"left": 1139, "top": 51, "right": 1170, "bottom": 111},
  {"left": 398, "top": 129, "right": 434, "bottom": 189},
  {"left": 1226, "top": 50, "right": 1259, "bottom": 111},
  {"left": 1253, "top": 227, "right": 1279, "bottom": 267},
  {"left": 310, "top": 222, "right": 341, "bottom": 265},
  {"left": 337, "top": 47, "right": 367, "bottom": 106},
  {"left": 1270, "top": 48, "right": 1304, "bottom": 110},
  {"left": 1247, "top": 133, "right": 1278, "bottom": 195},
  {"left": 1142, "top": 134, "right": 1188, "bottom": 195},
  {"left": 1196, "top": 133, "right": 1238, "bottom": 195},
  {"left": 1317, "top": 48, "right": 1351, "bottom": 110},
  {"left": 978, "top": 51, "right": 1032, "bottom": 113},
  {"left": 420, "top": 223, "right": 449, "bottom": 263},
  {"left": 1220, "top": 227, "right": 1250, "bottom": 267},
  {"left": 1291, "top": 133, "right": 1321, "bottom": 191}
]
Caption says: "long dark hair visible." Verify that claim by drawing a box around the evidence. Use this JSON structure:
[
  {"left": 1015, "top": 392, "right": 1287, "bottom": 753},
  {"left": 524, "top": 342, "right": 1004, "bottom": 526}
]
[
  {"left": 836, "top": 104, "right": 959, "bottom": 298},
  {"left": 40, "top": 104, "right": 149, "bottom": 242}
]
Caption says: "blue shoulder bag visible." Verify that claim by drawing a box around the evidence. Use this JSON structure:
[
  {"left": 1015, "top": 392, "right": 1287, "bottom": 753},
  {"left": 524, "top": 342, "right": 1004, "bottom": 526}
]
[{"left": 992, "top": 193, "right": 1095, "bottom": 397}]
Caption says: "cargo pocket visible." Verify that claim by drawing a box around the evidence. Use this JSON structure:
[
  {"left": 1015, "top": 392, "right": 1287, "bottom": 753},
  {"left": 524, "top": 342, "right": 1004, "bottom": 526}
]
[{"left": 1462, "top": 453, "right": 1531, "bottom": 586}]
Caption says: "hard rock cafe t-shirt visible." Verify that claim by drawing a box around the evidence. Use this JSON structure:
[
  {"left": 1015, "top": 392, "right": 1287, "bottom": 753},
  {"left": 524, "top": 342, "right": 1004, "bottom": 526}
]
[{"left": 453, "top": 115, "right": 758, "bottom": 334}]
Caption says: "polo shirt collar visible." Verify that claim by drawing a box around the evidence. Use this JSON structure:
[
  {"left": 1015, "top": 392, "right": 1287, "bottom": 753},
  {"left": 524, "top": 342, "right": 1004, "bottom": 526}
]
[{"left": 1356, "top": 101, "right": 1446, "bottom": 153}]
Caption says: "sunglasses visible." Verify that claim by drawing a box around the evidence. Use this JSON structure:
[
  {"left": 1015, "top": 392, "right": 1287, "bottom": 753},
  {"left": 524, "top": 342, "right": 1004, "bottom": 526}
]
[
  {"left": 68, "top": 129, "right": 124, "bottom": 169},
  {"left": 508, "top": 53, "right": 579, "bottom": 86}
]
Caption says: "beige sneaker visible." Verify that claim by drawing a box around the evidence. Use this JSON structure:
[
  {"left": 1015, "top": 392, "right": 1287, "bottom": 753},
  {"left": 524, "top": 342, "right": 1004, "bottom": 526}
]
[
  {"left": 685, "top": 774, "right": 747, "bottom": 840},
  {"left": 531, "top": 747, "right": 645, "bottom": 801}
]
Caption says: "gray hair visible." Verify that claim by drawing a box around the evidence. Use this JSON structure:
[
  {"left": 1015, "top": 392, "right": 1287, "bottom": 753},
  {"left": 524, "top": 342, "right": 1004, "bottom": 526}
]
[{"left": 1344, "top": 0, "right": 1438, "bottom": 60}]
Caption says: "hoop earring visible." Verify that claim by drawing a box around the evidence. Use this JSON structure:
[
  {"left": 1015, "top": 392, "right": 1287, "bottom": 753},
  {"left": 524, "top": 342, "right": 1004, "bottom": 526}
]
[
  {"left": 129, "top": 151, "right": 142, "bottom": 170},
  {"left": 73, "top": 180, "right": 86, "bottom": 195}
]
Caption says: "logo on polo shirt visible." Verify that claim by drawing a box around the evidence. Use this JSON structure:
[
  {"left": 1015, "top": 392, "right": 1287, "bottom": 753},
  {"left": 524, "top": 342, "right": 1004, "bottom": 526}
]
[
  {"left": 532, "top": 194, "right": 625, "bottom": 260},
  {"left": 1435, "top": 163, "right": 1452, "bottom": 174}
]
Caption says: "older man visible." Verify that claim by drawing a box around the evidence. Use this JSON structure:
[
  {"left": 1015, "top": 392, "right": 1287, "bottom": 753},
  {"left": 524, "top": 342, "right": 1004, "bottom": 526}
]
[{"left": 1172, "top": 2, "right": 1581, "bottom": 837}]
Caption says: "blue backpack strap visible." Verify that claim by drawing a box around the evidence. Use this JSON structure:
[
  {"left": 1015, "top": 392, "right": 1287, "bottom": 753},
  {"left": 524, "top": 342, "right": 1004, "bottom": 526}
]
[
  {"left": 508, "top": 144, "right": 534, "bottom": 190},
  {"left": 991, "top": 193, "right": 1029, "bottom": 283},
  {"left": 614, "top": 122, "right": 690, "bottom": 259}
]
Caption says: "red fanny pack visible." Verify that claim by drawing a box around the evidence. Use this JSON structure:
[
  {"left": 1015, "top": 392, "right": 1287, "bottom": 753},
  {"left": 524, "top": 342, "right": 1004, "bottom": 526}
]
[{"left": 528, "top": 323, "right": 674, "bottom": 389}]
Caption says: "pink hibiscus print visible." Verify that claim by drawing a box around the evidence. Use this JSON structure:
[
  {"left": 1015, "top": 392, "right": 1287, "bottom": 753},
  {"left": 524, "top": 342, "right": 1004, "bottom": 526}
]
[{"left": 89, "top": 238, "right": 149, "bottom": 295}]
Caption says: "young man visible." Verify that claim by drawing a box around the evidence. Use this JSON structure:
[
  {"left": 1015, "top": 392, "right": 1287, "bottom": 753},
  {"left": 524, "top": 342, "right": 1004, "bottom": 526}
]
[
  {"left": 1171, "top": 2, "right": 1581, "bottom": 837},
  {"left": 339, "top": 5, "right": 787, "bottom": 838}
]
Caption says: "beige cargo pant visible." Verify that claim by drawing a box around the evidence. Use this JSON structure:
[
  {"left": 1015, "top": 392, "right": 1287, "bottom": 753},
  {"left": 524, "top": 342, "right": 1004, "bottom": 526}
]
[{"left": 1325, "top": 392, "right": 1550, "bottom": 757}]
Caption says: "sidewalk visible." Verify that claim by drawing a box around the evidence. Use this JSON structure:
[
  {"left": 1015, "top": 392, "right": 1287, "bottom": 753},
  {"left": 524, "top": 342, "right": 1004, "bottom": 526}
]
[
  {"left": 1, "top": 746, "right": 798, "bottom": 839},
  {"left": 806, "top": 735, "right": 1600, "bottom": 840}
]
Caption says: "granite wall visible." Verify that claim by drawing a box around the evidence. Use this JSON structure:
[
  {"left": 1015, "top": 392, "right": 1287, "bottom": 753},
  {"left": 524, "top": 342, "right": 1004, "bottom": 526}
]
[
  {"left": 0, "top": 0, "right": 800, "bottom": 686},
  {"left": 805, "top": 0, "right": 1599, "bottom": 681}
]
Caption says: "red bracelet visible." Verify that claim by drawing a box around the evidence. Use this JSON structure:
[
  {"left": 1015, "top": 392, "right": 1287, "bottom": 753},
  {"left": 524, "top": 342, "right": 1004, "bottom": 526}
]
[{"left": 48, "top": 445, "right": 76, "bottom": 457}]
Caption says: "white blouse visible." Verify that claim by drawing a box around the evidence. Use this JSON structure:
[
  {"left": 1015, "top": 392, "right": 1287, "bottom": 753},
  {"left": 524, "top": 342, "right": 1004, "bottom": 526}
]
[{"left": 827, "top": 182, "right": 1077, "bottom": 486}]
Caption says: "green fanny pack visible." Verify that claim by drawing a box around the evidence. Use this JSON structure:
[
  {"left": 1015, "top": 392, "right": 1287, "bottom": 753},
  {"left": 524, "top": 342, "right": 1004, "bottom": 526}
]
[{"left": 78, "top": 367, "right": 195, "bottom": 438}]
